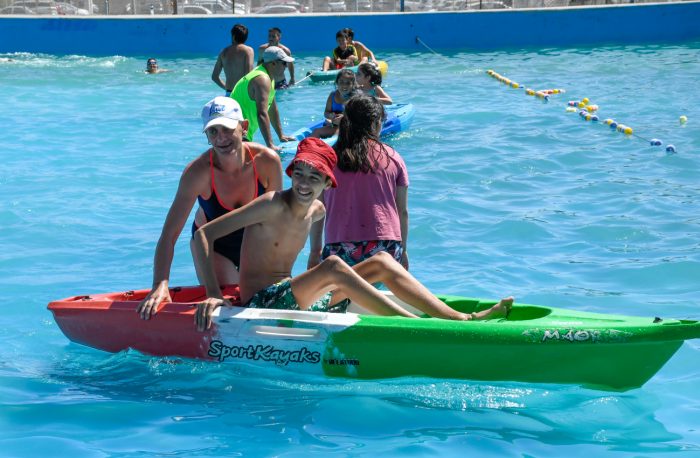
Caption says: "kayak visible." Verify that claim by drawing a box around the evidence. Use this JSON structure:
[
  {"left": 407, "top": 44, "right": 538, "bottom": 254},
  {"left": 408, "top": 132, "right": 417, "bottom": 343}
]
[
  {"left": 47, "top": 285, "right": 700, "bottom": 391},
  {"left": 308, "top": 60, "right": 388, "bottom": 83},
  {"left": 280, "top": 102, "right": 415, "bottom": 154}
]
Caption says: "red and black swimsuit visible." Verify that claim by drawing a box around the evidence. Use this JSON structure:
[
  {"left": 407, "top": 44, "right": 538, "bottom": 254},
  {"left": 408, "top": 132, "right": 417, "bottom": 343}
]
[{"left": 191, "top": 145, "right": 265, "bottom": 269}]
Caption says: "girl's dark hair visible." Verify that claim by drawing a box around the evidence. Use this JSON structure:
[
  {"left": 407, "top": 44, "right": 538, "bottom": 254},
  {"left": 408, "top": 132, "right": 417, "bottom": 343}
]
[
  {"left": 358, "top": 62, "right": 382, "bottom": 87},
  {"left": 334, "top": 94, "right": 390, "bottom": 173},
  {"left": 334, "top": 68, "right": 359, "bottom": 94}
]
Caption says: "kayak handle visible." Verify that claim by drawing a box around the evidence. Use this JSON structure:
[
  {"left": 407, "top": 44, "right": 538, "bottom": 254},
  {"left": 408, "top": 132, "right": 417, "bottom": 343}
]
[{"left": 245, "top": 325, "right": 324, "bottom": 341}]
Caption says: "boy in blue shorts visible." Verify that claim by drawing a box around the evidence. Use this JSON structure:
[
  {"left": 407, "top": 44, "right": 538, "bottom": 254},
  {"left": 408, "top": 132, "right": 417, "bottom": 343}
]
[{"left": 193, "top": 138, "right": 512, "bottom": 331}]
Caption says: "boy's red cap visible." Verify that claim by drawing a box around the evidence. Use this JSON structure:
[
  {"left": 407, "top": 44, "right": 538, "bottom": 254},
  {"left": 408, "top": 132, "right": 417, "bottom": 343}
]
[{"left": 285, "top": 138, "right": 338, "bottom": 187}]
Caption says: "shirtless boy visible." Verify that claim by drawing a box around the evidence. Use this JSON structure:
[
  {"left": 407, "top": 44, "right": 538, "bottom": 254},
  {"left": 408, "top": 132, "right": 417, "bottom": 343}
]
[
  {"left": 342, "top": 28, "right": 377, "bottom": 64},
  {"left": 258, "top": 27, "right": 295, "bottom": 89},
  {"left": 211, "top": 24, "right": 255, "bottom": 96},
  {"left": 193, "top": 138, "right": 512, "bottom": 331}
]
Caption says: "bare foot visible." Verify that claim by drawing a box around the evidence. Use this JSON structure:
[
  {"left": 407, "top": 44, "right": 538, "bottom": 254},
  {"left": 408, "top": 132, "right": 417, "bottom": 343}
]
[{"left": 462, "top": 296, "right": 514, "bottom": 321}]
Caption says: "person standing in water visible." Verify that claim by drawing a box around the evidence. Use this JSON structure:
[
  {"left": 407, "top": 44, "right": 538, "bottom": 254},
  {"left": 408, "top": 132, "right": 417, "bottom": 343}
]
[
  {"left": 211, "top": 24, "right": 255, "bottom": 96},
  {"left": 231, "top": 46, "right": 296, "bottom": 152},
  {"left": 258, "top": 27, "right": 295, "bottom": 89}
]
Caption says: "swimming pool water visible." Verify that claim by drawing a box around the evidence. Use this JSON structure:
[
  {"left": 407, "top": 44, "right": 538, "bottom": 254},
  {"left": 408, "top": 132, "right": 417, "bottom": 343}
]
[{"left": 1, "top": 44, "right": 699, "bottom": 456}]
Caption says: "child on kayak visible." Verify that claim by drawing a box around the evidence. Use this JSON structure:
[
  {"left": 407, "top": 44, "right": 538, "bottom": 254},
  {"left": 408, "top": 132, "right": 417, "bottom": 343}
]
[
  {"left": 356, "top": 62, "right": 392, "bottom": 105},
  {"left": 322, "top": 30, "right": 359, "bottom": 71},
  {"left": 308, "top": 95, "right": 405, "bottom": 270},
  {"left": 342, "top": 28, "right": 377, "bottom": 64},
  {"left": 310, "top": 69, "right": 359, "bottom": 139},
  {"left": 192, "top": 138, "right": 513, "bottom": 330}
]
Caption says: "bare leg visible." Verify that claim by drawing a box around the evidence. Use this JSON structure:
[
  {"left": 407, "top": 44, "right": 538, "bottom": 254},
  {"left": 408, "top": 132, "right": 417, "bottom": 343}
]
[
  {"left": 290, "top": 256, "right": 416, "bottom": 317},
  {"left": 309, "top": 124, "right": 337, "bottom": 139},
  {"left": 322, "top": 56, "right": 332, "bottom": 71},
  {"left": 337, "top": 252, "right": 512, "bottom": 321}
]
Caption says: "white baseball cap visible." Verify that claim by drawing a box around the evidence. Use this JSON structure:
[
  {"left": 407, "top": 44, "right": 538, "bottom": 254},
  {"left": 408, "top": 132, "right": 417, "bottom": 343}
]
[
  {"left": 201, "top": 97, "right": 244, "bottom": 132},
  {"left": 263, "top": 46, "right": 294, "bottom": 63}
]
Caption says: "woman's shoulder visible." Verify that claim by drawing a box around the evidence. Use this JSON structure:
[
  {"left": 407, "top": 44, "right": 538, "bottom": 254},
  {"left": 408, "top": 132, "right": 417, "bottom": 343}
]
[{"left": 183, "top": 149, "right": 211, "bottom": 174}]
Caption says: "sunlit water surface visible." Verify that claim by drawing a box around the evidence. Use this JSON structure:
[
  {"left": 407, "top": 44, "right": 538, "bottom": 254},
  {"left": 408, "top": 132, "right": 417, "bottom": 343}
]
[{"left": 1, "top": 44, "right": 699, "bottom": 456}]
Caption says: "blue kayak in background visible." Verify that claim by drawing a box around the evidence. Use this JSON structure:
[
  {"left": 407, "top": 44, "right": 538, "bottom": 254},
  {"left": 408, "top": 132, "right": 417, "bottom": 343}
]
[{"left": 279, "top": 103, "right": 415, "bottom": 154}]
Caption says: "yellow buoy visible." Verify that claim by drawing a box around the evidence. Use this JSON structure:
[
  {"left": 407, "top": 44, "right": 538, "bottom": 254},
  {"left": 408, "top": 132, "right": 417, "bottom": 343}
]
[
  {"left": 582, "top": 97, "right": 590, "bottom": 104},
  {"left": 623, "top": 126, "right": 633, "bottom": 135},
  {"left": 680, "top": 115, "right": 688, "bottom": 124}
]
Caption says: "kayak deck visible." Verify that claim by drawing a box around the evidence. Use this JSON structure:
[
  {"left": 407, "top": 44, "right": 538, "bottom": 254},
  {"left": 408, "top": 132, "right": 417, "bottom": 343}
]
[{"left": 47, "top": 286, "right": 700, "bottom": 391}]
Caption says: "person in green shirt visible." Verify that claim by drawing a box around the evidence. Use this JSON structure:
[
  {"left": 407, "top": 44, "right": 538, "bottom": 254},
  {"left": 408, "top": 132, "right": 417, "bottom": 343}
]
[{"left": 231, "top": 46, "right": 295, "bottom": 153}]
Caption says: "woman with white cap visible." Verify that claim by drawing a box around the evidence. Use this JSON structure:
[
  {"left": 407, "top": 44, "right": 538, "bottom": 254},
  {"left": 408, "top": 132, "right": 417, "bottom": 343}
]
[{"left": 137, "top": 96, "right": 282, "bottom": 320}]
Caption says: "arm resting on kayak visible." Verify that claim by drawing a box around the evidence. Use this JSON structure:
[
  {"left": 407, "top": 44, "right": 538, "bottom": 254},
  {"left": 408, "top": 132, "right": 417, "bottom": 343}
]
[
  {"left": 138, "top": 169, "right": 200, "bottom": 319},
  {"left": 193, "top": 194, "right": 276, "bottom": 330}
]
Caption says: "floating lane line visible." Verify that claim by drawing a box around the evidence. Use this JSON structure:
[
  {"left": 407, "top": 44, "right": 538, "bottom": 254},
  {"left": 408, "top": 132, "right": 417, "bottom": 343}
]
[{"left": 486, "top": 69, "right": 679, "bottom": 153}]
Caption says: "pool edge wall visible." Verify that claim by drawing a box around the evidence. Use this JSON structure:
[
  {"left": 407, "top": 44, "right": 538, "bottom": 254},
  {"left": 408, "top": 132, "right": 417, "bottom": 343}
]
[{"left": 1, "top": 2, "right": 699, "bottom": 56}]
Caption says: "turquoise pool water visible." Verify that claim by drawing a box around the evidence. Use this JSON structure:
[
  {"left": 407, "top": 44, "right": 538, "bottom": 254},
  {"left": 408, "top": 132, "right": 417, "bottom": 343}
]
[{"left": 1, "top": 44, "right": 699, "bottom": 456}]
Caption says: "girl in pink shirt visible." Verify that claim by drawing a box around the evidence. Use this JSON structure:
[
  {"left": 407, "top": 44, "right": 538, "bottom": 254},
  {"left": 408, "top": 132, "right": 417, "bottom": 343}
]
[{"left": 308, "top": 95, "right": 410, "bottom": 270}]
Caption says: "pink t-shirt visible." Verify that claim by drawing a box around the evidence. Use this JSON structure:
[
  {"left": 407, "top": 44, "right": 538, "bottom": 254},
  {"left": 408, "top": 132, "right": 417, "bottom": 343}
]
[{"left": 323, "top": 142, "right": 409, "bottom": 244}]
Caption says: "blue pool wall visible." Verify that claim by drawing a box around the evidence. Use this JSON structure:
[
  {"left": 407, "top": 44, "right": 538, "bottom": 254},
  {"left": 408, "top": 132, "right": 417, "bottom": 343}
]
[{"left": 1, "top": 2, "right": 699, "bottom": 56}]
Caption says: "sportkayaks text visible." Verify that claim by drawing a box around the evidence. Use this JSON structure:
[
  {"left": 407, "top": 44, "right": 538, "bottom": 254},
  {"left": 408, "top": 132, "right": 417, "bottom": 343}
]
[{"left": 208, "top": 340, "right": 321, "bottom": 366}]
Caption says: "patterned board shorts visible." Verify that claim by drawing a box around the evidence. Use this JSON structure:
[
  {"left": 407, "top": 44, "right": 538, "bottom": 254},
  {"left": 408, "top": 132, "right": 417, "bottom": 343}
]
[
  {"left": 321, "top": 240, "right": 403, "bottom": 267},
  {"left": 245, "top": 279, "right": 350, "bottom": 313}
]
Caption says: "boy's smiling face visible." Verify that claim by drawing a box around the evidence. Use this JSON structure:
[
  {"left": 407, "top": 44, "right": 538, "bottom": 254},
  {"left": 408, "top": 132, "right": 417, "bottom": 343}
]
[{"left": 290, "top": 162, "right": 330, "bottom": 204}]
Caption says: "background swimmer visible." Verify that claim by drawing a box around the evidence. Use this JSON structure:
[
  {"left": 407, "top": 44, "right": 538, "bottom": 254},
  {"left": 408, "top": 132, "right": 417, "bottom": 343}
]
[{"left": 145, "top": 58, "right": 169, "bottom": 74}]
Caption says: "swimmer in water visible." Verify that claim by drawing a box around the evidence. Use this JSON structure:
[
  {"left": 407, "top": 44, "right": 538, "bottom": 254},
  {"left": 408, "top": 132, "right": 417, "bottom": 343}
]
[{"left": 145, "top": 58, "right": 169, "bottom": 74}]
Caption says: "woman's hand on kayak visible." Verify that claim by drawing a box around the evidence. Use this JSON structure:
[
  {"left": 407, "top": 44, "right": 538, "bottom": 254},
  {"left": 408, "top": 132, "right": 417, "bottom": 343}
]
[
  {"left": 195, "top": 297, "right": 232, "bottom": 332},
  {"left": 137, "top": 283, "right": 172, "bottom": 320}
]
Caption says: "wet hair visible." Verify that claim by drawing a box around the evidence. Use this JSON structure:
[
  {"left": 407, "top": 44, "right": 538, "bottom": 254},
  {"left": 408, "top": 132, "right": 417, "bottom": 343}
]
[
  {"left": 147, "top": 58, "right": 157, "bottom": 65},
  {"left": 335, "top": 30, "right": 350, "bottom": 40},
  {"left": 358, "top": 62, "right": 382, "bottom": 87},
  {"left": 269, "top": 27, "right": 282, "bottom": 34},
  {"left": 334, "top": 68, "right": 359, "bottom": 92},
  {"left": 334, "top": 94, "right": 390, "bottom": 173},
  {"left": 342, "top": 28, "right": 355, "bottom": 39},
  {"left": 231, "top": 24, "right": 248, "bottom": 44}
]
